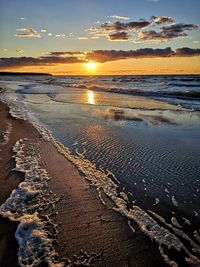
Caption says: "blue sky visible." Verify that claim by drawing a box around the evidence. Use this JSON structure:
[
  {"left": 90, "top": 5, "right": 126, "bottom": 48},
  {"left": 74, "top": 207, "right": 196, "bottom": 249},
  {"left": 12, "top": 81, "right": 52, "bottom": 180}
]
[
  {"left": 0, "top": 0, "right": 200, "bottom": 57},
  {"left": 0, "top": 0, "right": 199, "bottom": 74}
]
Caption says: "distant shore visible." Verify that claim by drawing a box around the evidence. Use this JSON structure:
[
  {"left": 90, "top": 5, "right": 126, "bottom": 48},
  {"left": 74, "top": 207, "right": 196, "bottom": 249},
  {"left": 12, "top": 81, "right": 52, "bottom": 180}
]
[{"left": 0, "top": 72, "right": 51, "bottom": 76}]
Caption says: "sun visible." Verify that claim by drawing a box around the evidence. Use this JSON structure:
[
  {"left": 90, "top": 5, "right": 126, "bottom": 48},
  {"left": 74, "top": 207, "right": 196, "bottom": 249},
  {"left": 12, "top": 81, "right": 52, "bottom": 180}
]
[{"left": 85, "top": 62, "right": 97, "bottom": 71}]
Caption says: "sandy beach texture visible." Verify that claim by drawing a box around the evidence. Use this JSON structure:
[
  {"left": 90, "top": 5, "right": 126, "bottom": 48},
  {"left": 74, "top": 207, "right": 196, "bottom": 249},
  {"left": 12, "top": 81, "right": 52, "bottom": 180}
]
[
  {"left": 0, "top": 101, "right": 40, "bottom": 267},
  {"left": 0, "top": 98, "right": 168, "bottom": 267}
]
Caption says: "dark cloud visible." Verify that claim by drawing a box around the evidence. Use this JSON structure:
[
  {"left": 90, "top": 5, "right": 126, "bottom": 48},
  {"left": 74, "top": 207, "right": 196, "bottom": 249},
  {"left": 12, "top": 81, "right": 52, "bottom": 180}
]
[
  {"left": 161, "top": 23, "right": 198, "bottom": 33},
  {"left": 49, "top": 51, "right": 83, "bottom": 56},
  {"left": 86, "top": 47, "right": 200, "bottom": 62},
  {"left": 0, "top": 47, "right": 199, "bottom": 68},
  {"left": 152, "top": 16, "right": 175, "bottom": 25},
  {"left": 86, "top": 47, "right": 174, "bottom": 62},
  {"left": 138, "top": 23, "right": 198, "bottom": 42},
  {"left": 90, "top": 20, "right": 151, "bottom": 40},
  {"left": 128, "top": 21, "right": 150, "bottom": 29},
  {"left": 175, "top": 47, "right": 200, "bottom": 56},
  {"left": 90, "top": 16, "right": 198, "bottom": 43},
  {"left": 100, "top": 20, "right": 150, "bottom": 32},
  {"left": 108, "top": 31, "right": 131, "bottom": 41},
  {"left": 138, "top": 30, "right": 172, "bottom": 42},
  {"left": 0, "top": 56, "right": 85, "bottom": 68}
]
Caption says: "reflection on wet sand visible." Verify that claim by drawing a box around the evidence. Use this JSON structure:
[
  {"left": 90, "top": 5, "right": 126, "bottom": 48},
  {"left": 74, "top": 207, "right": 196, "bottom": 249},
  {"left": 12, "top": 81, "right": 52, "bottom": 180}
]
[
  {"left": 87, "top": 90, "right": 95, "bottom": 105},
  {"left": 54, "top": 89, "right": 183, "bottom": 111}
]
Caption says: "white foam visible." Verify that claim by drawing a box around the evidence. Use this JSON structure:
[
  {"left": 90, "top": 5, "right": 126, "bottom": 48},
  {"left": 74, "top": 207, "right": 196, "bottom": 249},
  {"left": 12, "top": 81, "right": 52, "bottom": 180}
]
[
  {"left": 171, "top": 217, "right": 182, "bottom": 229},
  {"left": 1, "top": 85, "right": 200, "bottom": 266},
  {"left": 172, "top": 196, "right": 178, "bottom": 207},
  {"left": 182, "top": 217, "right": 191, "bottom": 226},
  {"left": 153, "top": 198, "right": 160, "bottom": 205},
  {"left": 0, "top": 139, "right": 64, "bottom": 267},
  {"left": 194, "top": 231, "right": 200, "bottom": 243},
  {"left": 128, "top": 220, "right": 135, "bottom": 233}
]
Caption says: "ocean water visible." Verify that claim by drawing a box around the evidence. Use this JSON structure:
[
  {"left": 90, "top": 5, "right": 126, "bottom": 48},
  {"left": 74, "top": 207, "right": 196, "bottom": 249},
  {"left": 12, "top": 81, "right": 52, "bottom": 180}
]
[{"left": 0, "top": 75, "right": 200, "bottom": 267}]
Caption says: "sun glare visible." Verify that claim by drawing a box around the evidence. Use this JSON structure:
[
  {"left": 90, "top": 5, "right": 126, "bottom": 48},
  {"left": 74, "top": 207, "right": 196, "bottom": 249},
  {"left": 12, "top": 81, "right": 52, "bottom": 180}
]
[
  {"left": 86, "top": 62, "right": 97, "bottom": 71},
  {"left": 87, "top": 90, "right": 95, "bottom": 105}
]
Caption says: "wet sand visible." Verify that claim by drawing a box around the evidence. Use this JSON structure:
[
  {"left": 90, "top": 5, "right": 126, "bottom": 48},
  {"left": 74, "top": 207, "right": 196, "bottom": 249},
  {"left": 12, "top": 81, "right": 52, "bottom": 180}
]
[
  {"left": 0, "top": 101, "right": 40, "bottom": 267},
  {"left": 0, "top": 99, "right": 167, "bottom": 267}
]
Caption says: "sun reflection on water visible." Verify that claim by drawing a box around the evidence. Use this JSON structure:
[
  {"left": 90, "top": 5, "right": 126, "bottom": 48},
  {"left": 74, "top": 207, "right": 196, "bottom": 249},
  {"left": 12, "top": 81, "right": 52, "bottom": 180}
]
[{"left": 87, "top": 90, "right": 95, "bottom": 105}]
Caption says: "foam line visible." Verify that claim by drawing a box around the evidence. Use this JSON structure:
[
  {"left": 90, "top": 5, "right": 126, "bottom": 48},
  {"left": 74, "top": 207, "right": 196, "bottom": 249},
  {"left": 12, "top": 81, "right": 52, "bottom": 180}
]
[
  {"left": 0, "top": 139, "right": 65, "bottom": 266},
  {"left": 1, "top": 86, "right": 200, "bottom": 266}
]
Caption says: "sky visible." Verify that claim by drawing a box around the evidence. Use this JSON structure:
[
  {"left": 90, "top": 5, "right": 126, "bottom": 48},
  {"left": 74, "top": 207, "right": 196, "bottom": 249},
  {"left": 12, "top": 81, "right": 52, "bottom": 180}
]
[{"left": 0, "top": 0, "right": 200, "bottom": 75}]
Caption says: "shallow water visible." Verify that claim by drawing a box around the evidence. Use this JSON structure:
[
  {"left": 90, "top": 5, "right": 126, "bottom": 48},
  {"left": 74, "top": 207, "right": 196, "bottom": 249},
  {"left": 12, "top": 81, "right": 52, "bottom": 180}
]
[{"left": 0, "top": 74, "right": 200, "bottom": 267}]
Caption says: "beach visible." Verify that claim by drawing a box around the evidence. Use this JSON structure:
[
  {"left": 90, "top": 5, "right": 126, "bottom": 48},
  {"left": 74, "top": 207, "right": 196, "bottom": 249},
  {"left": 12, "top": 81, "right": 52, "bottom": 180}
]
[
  {"left": 0, "top": 75, "right": 200, "bottom": 267},
  {"left": 0, "top": 99, "right": 168, "bottom": 267},
  {"left": 0, "top": 0, "right": 200, "bottom": 265},
  {"left": 0, "top": 100, "right": 41, "bottom": 267}
]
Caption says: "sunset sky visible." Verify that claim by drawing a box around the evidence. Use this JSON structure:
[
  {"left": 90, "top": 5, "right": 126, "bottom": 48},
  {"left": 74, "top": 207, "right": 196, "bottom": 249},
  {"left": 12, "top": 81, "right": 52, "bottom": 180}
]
[{"left": 0, "top": 0, "right": 200, "bottom": 75}]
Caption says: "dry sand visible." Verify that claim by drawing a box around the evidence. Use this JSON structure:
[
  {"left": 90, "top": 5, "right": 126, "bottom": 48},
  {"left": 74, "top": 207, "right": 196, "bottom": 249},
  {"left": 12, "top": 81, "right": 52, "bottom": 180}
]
[{"left": 0, "top": 100, "right": 167, "bottom": 267}]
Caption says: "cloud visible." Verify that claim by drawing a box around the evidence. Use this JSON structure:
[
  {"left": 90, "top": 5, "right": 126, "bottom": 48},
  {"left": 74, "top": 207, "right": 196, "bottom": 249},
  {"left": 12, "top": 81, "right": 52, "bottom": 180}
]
[
  {"left": 86, "top": 47, "right": 200, "bottom": 62},
  {"left": 0, "top": 56, "right": 85, "bottom": 68},
  {"left": 175, "top": 47, "right": 200, "bottom": 56},
  {"left": 49, "top": 51, "right": 83, "bottom": 56},
  {"left": 193, "top": 40, "right": 200, "bottom": 44},
  {"left": 40, "top": 29, "right": 47, "bottom": 32},
  {"left": 152, "top": 16, "right": 175, "bottom": 25},
  {"left": 0, "top": 47, "right": 199, "bottom": 68},
  {"left": 108, "top": 31, "right": 131, "bottom": 41},
  {"left": 101, "top": 20, "right": 150, "bottom": 32},
  {"left": 1, "top": 48, "right": 8, "bottom": 52},
  {"left": 86, "top": 47, "right": 174, "bottom": 62},
  {"left": 89, "top": 20, "right": 151, "bottom": 40},
  {"left": 110, "top": 15, "right": 130, "bottom": 20},
  {"left": 89, "top": 16, "right": 198, "bottom": 43},
  {"left": 138, "top": 30, "right": 173, "bottom": 42},
  {"left": 16, "top": 49, "right": 24, "bottom": 54},
  {"left": 77, "top": 37, "right": 89, "bottom": 40},
  {"left": 55, "top": 33, "right": 66, "bottom": 37},
  {"left": 138, "top": 23, "right": 198, "bottom": 42},
  {"left": 161, "top": 23, "right": 198, "bottom": 32},
  {"left": 15, "top": 28, "right": 40, "bottom": 38}
]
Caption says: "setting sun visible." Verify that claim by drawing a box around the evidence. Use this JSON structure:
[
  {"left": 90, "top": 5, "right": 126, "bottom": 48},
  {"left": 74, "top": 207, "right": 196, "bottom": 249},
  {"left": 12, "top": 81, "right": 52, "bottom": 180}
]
[
  {"left": 0, "top": 1, "right": 200, "bottom": 267},
  {"left": 85, "top": 62, "right": 97, "bottom": 71}
]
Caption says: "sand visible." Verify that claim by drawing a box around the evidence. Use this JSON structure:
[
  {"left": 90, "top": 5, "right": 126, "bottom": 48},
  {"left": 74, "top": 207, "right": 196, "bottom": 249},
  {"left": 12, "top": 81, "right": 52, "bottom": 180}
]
[
  {"left": 0, "top": 101, "right": 40, "bottom": 267},
  {"left": 0, "top": 99, "right": 167, "bottom": 267}
]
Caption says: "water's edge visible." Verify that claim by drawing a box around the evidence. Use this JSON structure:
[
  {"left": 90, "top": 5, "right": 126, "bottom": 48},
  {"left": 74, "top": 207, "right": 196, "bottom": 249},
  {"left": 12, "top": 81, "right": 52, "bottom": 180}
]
[{"left": 0, "top": 87, "right": 200, "bottom": 267}]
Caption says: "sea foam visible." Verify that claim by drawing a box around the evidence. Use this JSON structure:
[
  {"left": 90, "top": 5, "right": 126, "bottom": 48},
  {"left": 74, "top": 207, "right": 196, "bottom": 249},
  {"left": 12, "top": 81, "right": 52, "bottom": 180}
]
[
  {"left": 0, "top": 139, "right": 64, "bottom": 267},
  {"left": 1, "top": 86, "right": 200, "bottom": 267}
]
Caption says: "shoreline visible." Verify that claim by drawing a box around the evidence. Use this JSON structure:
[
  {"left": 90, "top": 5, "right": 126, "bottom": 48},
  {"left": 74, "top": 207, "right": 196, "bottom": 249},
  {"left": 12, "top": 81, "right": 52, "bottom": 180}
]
[
  {"left": 0, "top": 100, "right": 41, "bottom": 267},
  {"left": 0, "top": 100, "right": 168, "bottom": 266}
]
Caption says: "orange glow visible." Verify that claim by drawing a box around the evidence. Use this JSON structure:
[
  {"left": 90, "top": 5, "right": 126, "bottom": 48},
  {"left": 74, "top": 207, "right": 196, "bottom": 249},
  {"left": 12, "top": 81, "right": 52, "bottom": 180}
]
[
  {"left": 85, "top": 62, "right": 97, "bottom": 72},
  {"left": 2, "top": 57, "right": 200, "bottom": 75},
  {"left": 87, "top": 90, "right": 95, "bottom": 105}
]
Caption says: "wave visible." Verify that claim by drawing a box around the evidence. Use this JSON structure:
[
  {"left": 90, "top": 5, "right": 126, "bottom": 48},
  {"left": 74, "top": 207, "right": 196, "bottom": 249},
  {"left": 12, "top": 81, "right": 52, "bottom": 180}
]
[
  {"left": 1, "top": 87, "right": 200, "bottom": 267},
  {"left": 168, "top": 83, "right": 200, "bottom": 88},
  {"left": 5, "top": 74, "right": 198, "bottom": 112}
]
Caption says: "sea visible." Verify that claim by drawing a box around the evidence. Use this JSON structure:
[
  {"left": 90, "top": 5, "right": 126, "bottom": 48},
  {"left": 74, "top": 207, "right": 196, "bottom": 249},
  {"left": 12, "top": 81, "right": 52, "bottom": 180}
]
[{"left": 0, "top": 74, "right": 200, "bottom": 267}]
